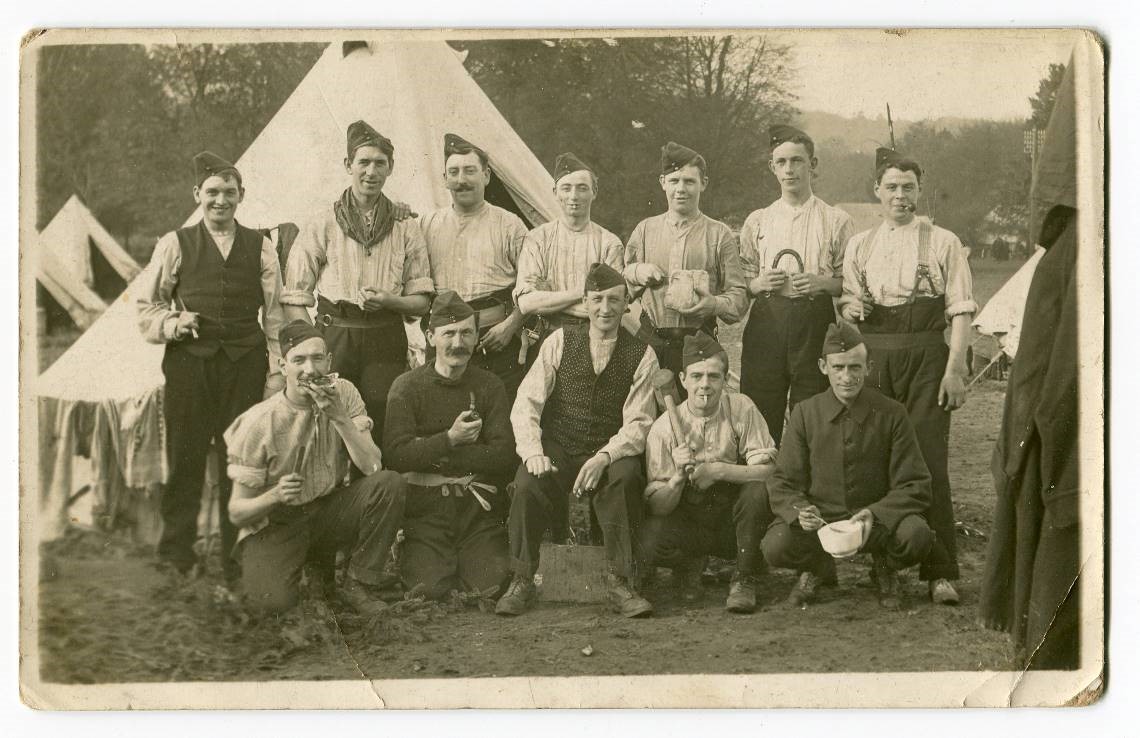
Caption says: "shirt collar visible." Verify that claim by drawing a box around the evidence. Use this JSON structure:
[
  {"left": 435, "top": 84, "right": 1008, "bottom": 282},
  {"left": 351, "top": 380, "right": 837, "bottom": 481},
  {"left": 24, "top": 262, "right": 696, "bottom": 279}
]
[
  {"left": 886, "top": 216, "right": 920, "bottom": 233},
  {"left": 824, "top": 388, "right": 872, "bottom": 424},
  {"left": 773, "top": 194, "right": 818, "bottom": 216},
  {"left": 665, "top": 211, "right": 700, "bottom": 229},
  {"left": 428, "top": 363, "right": 468, "bottom": 387}
]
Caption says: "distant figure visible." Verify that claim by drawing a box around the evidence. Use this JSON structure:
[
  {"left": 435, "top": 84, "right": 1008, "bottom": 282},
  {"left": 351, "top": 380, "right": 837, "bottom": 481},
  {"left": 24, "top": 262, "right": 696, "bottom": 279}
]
[{"left": 991, "top": 237, "right": 1010, "bottom": 261}]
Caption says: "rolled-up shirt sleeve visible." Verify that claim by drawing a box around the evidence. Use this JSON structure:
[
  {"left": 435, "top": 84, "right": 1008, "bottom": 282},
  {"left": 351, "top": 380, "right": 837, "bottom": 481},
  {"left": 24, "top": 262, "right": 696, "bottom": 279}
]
[
  {"left": 714, "top": 230, "right": 747, "bottom": 323},
  {"left": 599, "top": 345, "right": 659, "bottom": 461},
  {"left": 828, "top": 211, "right": 855, "bottom": 280},
  {"left": 258, "top": 236, "right": 287, "bottom": 365},
  {"left": 644, "top": 417, "right": 676, "bottom": 485},
  {"left": 511, "top": 328, "right": 561, "bottom": 461},
  {"left": 738, "top": 211, "right": 763, "bottom": 282},
  {"left": 282, "top": 219, "right": 326, "bottom": 307},
  {"left": 737, "top": 398, "right": 777, "bottom": 465},
  {"left": 941, "top": 234, "right": 978, "bottom": 318},
  {"left": 401, "top": 224, "right": 435, "bottom": 296},
  {"left": 512, "top": 230, "right": 547, "bottom": 303},
  {"left": 135, "top": 232, "right": 184, "bottom": 343},
  {"left": 622, "top": 220, "right": 655, "bottom": 285}
]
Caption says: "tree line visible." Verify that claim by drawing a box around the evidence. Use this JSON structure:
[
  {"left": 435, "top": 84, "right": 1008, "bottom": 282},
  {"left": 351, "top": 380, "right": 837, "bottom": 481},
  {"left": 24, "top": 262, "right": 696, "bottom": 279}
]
[{"left": 35, "top": 39, "right": 1061, "bottom": 261}]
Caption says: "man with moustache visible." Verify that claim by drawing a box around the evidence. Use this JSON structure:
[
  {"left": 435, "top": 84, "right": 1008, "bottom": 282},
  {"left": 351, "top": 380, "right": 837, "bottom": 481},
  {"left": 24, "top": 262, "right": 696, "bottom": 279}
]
[
  {"left": 514, "top": 152, "right": 624, "bottom": 332},
  {"left": 226, "top": 320, "right": 407, "bottom": 615},
  {"left": 383, "top": 291, "right": 514, "bottom": 600},
  {"left": 764, "top": 321, "right": 950, "bottom": 610},
  {"left": 838, "top": 148, "right": 976, "bottom": 606},
  {"left": 641, "top": 332, "right": 778, "bottom": 614},
  {"left": 282, "top": 120, "right": 433, "bottom": 441},
  {"left": 623, "top": 141, "right": 748, "bottom": 377},
  {"left": 738, "top": 125, "right": 855, "bottom": 445},
  {"left": 497, "top": 263, "right": 659, "bottom": 618},
  {"left": 420, "top": 134, "right": 530, "bottom": 398},
  {"left": 137, "top": 151, "right": 288, "bottom": 582}
]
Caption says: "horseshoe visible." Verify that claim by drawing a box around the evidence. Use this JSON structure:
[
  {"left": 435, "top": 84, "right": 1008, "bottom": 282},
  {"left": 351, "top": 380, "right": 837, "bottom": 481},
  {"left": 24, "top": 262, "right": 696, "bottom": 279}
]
[{"left": 770, "top": 249, "right": 805, "bottom": 273}]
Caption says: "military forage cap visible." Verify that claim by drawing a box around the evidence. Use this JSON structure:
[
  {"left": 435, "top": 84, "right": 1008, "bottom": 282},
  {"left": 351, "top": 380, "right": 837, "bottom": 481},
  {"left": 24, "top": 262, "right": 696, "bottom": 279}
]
[
  {"left": 553, "top": 152, "right": 594, "bottom": 183},
  {"left": 875, "top": 146, "right": 903, "bottom": 173},
  {"left": 682, "top": 331, "right": 726, "bottom": 370},
  {"left": 584, "top": 262, "right": 626, "bottom": 293},
  {"left": 428, "top": 290, "right": 475, "bottom": 329},
  {"left": 768, "top": 124, "right": 810, "bottom": 149},
  {"left": 346, "top": 120, "right": 393, "bottom": 160},
  {"left": 444, "top": 132, "right": 485, "bottom": 160},
  {"left": 279, "top": 320, "right": 325, "bottom": 358},
  {"left": 660, "top": 141, "right": 702, "bottom": 175},
  {"left": 821, "top": 320, "right": 865, "bottom": 357},
  {"left": 193, "top": 151, "right": 240, "bottom": 187}
]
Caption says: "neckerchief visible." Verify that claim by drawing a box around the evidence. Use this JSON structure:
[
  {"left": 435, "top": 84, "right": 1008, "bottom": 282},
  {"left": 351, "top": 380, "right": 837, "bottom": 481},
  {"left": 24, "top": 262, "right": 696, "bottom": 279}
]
[{"left": 333, "top": 187, "right": 395, "bottom": 254}]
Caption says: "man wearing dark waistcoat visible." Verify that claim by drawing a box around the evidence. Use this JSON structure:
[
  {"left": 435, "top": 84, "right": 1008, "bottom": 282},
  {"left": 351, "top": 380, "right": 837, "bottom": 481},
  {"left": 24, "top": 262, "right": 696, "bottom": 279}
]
[
  {"left": 838, "top": 148, "right": 976, "bottom": 606},
  {"left": 136, "top": 151, "right": 288, "bottom": 581},
  {"left": 497, "top": 263, "right": 659, "bottom": 618},
  {"left": 384, "top": 291, "right": 514, "bottom": 600},
  {"left": 764, "top": 321, "right": 952, "bottom": 610}
]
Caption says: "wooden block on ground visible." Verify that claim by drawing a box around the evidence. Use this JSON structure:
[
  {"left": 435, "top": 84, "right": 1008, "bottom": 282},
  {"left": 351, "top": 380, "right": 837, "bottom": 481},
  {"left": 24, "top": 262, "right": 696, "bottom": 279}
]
[{"left": 536, "top": 542, "right": 608, "bottom": 603}]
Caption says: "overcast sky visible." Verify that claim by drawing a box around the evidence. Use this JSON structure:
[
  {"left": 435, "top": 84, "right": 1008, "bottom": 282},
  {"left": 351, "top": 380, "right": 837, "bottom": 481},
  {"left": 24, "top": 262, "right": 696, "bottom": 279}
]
[{"left": 775, "top": 29, "right": 1078, "bottom": 120}]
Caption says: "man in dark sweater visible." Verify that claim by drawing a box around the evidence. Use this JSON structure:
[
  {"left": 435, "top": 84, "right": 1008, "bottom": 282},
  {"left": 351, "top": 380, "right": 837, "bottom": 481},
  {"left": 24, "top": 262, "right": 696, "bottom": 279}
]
[
  {"left": 136, "top": 151, "right": 287, "bottom": 581},
  {"left": 384, "top": 291, "right": 515, "bottom": 599},
  {"left": 498, "top": 263, "right": 660, "bottom": 618},
  {"left": 764, "top": 320, "right": 952, "bottom": 610}
]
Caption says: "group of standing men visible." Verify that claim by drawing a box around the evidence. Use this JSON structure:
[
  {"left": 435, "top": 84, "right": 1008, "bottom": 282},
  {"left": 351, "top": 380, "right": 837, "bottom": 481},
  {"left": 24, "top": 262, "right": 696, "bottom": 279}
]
[{"left": 138, "top": 118, "right": 974, "bottom": 617}]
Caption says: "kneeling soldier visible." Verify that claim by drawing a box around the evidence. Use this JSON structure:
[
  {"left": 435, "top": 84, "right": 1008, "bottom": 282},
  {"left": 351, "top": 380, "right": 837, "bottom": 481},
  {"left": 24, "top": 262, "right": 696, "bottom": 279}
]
[
  {"left": 498, "top": 263, "right": 659, "bottom": 618},
  {"left": 383, "top": 291, "right": 515, "bottom": 599},
  {"left": 763, "top": 320, "right": 953, "bottom": 610},
  {"left": 642, "top": 332, "right": 778, "bottom": 613},
  {"left": 226, "top": 321, "right": 407, "bottom": 614}
]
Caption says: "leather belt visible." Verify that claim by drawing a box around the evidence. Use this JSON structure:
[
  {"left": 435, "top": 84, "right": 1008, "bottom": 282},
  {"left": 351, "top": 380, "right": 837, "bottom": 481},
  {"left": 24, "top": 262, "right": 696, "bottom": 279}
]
[
  {"left": 861, "top": 331, "right": 946, "bottom": 350},
  {"left": 475, "top": 303, "right": 508, "bottom": 330},
  {"left": 402, "top": 471, "right": 496, "bottom": 511}
]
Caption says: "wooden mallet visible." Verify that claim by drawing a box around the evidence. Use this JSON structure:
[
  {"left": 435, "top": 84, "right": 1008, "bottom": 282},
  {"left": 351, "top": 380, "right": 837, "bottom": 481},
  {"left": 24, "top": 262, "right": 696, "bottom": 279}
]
[{"left": 651, "top": 368, "right": 694, "bottom": 476}]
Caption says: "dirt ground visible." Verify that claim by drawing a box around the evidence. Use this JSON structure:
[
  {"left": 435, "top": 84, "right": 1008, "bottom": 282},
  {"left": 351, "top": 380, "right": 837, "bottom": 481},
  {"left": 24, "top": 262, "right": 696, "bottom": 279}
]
[
  {"left": 36, "top": 258, "right": 1025, "bottom": 683},
  {"left": 37, "top": 377, "right": 1016, "bottom": 683}
]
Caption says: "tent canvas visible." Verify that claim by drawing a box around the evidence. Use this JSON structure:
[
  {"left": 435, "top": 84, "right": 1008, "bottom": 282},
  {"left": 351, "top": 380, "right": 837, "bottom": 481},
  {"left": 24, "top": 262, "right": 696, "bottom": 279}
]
[
  {"left": 41, "top": 195, "right": 141, "bottom": 296},
  {"left": 36, "top": 234, "right": 106, "bottom": 331},
  {"left": 972, "top": 246, "right": 1045, "bottom": 359},
  {"left": 35, "top": 38, "right": 561, "bottom": 541}
]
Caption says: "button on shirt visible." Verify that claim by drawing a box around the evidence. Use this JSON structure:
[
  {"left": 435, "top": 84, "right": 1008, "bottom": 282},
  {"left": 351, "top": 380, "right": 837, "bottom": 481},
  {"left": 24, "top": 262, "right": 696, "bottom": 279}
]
[
  {"left": 768, "top": 387, "right": 932, "bottom": 532},
  {"left": 419, "top": 202, "right": 528, "bottom": 302},
  {"left": 623, "top": 212, "right": 748, "bottom": 328},
  {"left": 282, "top": 208, "right": 434, "bottom": 308},
  {"left": 513, "top": 220, "right": 624, "bottom": 319},
  {"left": 739, "top": 196, "right": 854, "bottom": 298},
  {"left": 841, "top": 219, "right": 977, "bottom": 317},
  {"left": 645, "top": 392, "right": 776, "bottom": 483},
  {"left": 224, "top": 378, "right": 375, "bottom": 539}
]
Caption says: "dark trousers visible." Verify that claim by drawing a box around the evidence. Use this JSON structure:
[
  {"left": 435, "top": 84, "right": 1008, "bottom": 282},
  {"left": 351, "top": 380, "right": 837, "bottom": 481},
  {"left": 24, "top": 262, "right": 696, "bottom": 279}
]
[
  {"left": 161, "top": 345, "right": 267, "bottom": 579},
  {"left": 508, "top": 438, "right": 646, "bottom": 579},
  {"left": 401, "top": 485, "right": 511, "bottom": 599},
  {"left": 762, "top": 515, "right": 948, "bottom": 576},
  {"left": 319, "top": 316, "right": 407, "bottom": 447},
  {"left": 739, "top": 295, "right": 835, "bottom": 447},
  {"left": 867, "top": 342, "right": 959, "bottom": 580},
  {"left": 238, "top": 470, "right": 407, "bottom": 613},
  {"left": 641, "top": 481, "right": 772, "bottom": 577}
]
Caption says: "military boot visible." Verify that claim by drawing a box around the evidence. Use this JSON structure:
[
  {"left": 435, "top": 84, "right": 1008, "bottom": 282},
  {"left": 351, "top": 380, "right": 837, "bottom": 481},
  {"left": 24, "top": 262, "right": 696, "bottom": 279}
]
[
  {"left": 873, "top": 557, "right": 901, "bottom": 611},
  {"left": 725, "top": 572, "right": 759, "bottom": 614},
  {"left": 494, "top": 575, "right": 536, "bottom": 616},
  {"left": 605, "top": 573, "right": 654, "bottom": 618}
]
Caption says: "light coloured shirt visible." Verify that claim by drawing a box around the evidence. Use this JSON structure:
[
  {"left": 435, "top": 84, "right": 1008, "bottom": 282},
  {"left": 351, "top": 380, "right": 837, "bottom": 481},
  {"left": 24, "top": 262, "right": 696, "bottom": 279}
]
[
  {"left": 135, "top": 226, "right": 287, "bottom": 365},
  {"left": 419, "top": 202, "right": 528, "bottom": 302},
  {"left": 282, "top": 207, "right": 434, "bottom": 308},
  {"left": 645, "top": 392, "right": 776, "bottom": 484},
  {"left": 842, "top": 218, "right": 978, "bottom": 318},
  {"left": 739, "top": 195, "right": 855, "bottom": 297},
  {"left": 513, "top": 219, "right": 624, "bottom": 319},
  {"left": 511, "top": 328, "right": 659, "bottom": 462},
  {"left": 623, "top": 212, "right": 748, "bottom": 328},
  {"left": 224, "top": 378, "right": 375, "bottom": 539}
]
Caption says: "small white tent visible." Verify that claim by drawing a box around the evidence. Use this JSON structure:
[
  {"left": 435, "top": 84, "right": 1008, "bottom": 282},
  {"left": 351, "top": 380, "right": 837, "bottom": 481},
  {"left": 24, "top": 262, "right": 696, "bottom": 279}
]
[
  {"left": 35, "top": 39, "right": 560, "bottom": 541},
  {"left": 972, "top": 247, "right": 1045, "bottom": 359},
  {"left": 36, "top": 242, "right": 106, "bottom": 331},
  {"left": 41, "top": 195, "right": 141, "bottom": 292}
]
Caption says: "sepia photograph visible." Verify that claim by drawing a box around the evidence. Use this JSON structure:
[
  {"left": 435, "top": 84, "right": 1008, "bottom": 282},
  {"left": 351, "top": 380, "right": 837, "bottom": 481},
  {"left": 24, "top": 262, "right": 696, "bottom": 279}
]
[{"left": 16, "top": 26, "right": 1105, "bottom": 711}]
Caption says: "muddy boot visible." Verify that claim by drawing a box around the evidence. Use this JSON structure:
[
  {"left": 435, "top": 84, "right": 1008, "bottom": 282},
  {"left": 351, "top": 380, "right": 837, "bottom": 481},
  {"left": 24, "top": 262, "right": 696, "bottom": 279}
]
[
  {"left": 725, "top": 572, "right": 758, "bottom": 614},
  {"left": 494, "top": 575, "right": 536, "bottom": 617},
  {"left": 787, "top": 570, "right": 822, "bottom": 607},
  {"left": 339, "top": 576, "right": 390, "bottom": 617},
  {"left": 929, "top": 578, "right": 960, "bottom": 606},
  {"left": 873, "top": 558, "right": 901, "bottom": 611},
  {"left": 674, "top": 556, "right": 706, "bottom": 603},
  {"left": 605, "top": 573, "right": 654, "bottom": 618}
]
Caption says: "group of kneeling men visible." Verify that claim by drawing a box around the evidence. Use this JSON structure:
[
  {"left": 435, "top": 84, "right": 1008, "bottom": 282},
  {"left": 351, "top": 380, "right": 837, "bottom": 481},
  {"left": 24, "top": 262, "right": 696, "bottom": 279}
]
[{"left": 138, "top": 118, "right": 976, "bottom": 618}]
